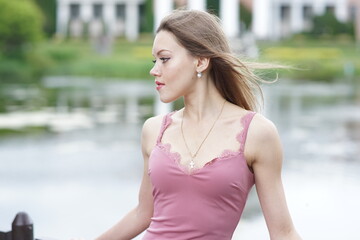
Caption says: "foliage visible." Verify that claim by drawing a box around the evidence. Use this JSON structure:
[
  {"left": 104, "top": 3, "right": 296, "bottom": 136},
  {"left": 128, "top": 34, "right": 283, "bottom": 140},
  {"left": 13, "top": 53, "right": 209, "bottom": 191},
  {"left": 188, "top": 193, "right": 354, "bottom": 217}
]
[
  {"left": 34, "top": 0, "right": 57, "bottom": 37},
  {"left": 305, "top": 12, "right": 354, "bottom": 38},
  {"left": 44, "top": 46, "right": 80, "bottom": 62},
  {"left": 206, "top": 0, "right": 220, "bottom": 16},
  {"left": 38, "top": 36, "right": 154, "bottom": 79},
  {"left": 0, "top": 0, "right": 44, "bottom": 58},
  {"left": 0, "top": 58, "right": 33, "bottom": 83},
  {"left": 141, "top": 0, "right": 154, "bottom": 33},
  {"left": 37, "top": 35, "right": 359, "bottom": 82},
  {"left": 0, "top": 51, "right": 52, "bottom": 84},
  {"left": 2, "top": 32, "right": 359, "bottom": 84},
  {"left": 0, "top": 0, "right": 55, "bottom": 83}
]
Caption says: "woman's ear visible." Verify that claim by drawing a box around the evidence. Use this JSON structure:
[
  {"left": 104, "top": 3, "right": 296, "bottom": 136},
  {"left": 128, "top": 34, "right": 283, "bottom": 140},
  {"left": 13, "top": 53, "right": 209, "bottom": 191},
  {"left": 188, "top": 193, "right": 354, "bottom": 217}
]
[{"left": 195, "top": 57, "right": 210, "bottom": 73}]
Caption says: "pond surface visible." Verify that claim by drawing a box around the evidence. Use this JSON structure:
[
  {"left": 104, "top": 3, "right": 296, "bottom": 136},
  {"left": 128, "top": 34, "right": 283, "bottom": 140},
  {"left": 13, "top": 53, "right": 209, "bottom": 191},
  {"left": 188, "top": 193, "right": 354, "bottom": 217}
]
[{"left": 0, "top": 80, "right": 359, "bottom": 239}]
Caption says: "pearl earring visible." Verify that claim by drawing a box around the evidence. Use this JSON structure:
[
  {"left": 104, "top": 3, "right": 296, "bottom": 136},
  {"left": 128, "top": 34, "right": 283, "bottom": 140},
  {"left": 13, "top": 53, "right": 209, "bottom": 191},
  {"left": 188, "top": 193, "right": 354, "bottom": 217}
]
[{"left": 197, "top": 72, "right": 202, "bottom": 78}]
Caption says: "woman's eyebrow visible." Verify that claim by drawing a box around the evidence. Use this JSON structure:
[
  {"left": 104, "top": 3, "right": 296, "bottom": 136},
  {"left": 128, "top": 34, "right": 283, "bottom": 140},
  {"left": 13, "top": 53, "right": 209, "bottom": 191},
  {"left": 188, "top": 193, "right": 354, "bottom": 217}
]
[{"left": 152, "top": 49, "right": 171, "bottom": 56}]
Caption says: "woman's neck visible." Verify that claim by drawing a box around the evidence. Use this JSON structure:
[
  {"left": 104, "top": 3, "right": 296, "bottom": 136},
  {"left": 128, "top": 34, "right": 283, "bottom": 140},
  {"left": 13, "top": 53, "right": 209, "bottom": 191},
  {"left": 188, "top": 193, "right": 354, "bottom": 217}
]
[{"left": 182, "top": 77, "right": 225, "bottom": 122}]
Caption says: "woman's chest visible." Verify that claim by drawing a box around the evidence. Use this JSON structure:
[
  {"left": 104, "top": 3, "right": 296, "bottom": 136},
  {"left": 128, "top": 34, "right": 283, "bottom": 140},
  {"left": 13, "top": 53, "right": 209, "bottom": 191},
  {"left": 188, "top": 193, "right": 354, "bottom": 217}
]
[{"left": 148, "top": 145, "right": 254, "bottom": 198}]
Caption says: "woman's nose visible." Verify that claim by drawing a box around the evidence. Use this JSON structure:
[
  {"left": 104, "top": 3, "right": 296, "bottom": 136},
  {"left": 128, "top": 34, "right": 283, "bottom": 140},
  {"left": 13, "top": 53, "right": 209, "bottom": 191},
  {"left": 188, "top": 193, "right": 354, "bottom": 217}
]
[{"left": 150, "top": 64, "right": 160, "bottom": 77}]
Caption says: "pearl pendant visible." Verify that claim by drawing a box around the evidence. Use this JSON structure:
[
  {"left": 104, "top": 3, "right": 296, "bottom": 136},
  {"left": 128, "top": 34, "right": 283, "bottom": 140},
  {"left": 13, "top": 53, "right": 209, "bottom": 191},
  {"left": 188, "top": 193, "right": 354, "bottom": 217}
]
[{"left": 189, "top": 160, "right": 195, "bottom": 169}]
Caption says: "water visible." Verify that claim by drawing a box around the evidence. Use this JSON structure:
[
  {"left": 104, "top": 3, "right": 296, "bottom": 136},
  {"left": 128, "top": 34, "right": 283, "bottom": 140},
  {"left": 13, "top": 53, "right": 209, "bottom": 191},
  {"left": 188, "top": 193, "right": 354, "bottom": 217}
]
[
  {"left": 0, "top": 81, "right": 359, "bottom": 239},
  {"left": 0, "top": 122, "right": 144, "bottom": 239},
  {"left": 236, "top": 81, "right": 360, "bottom": 240}
]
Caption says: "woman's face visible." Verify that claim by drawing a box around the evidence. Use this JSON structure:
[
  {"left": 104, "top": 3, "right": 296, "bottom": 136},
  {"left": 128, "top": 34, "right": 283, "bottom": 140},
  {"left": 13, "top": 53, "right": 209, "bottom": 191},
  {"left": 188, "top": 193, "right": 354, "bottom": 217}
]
[{"left": 150, "top": 30, "right": 198, "bottom": 103}]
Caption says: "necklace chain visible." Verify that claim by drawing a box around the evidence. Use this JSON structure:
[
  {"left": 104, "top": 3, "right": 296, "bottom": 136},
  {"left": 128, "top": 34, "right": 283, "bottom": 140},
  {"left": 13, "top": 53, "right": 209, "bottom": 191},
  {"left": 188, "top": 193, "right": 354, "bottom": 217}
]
[{"left": 180, "top": 100, "right": 226, "bottom": 169}]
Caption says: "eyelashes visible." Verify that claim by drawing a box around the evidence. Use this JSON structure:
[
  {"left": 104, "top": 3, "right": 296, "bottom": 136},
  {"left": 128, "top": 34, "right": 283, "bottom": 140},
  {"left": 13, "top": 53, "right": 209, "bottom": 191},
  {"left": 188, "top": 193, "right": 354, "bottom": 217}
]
[
  {"left": 152, "top": 57, "right": 170, "bottom": 64},
  {"left": 161, "top": 57, "right": 170, "bottom": 63}
]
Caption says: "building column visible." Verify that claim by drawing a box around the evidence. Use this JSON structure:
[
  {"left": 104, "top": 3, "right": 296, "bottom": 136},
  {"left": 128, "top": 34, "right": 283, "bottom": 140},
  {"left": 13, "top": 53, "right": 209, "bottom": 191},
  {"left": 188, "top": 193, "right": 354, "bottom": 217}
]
[
  {"left": 125, "top": 2, "right": 139, "bottom": 41},
  {"left": 335, "top": 0, "right": 348, "bottom": 22},
  {"left": 355, "top": 2, "right": 360, "bottom": 43},
  {"left": 273, "top": 1, "right": 282, "bottom": 40},
  {"left": 81, "top": 2, "right": 92, "bottom": 23},
  {"left": 291, "top": 1, "right": 303, "bottom": 34},
  {"left": 104, "top": 0, "right": 116, "bottom": 36},
  {"left": 56, "top": 0, "right": 70, "bottom": 37},
  {"left": 253, "top": 0, "right": 272, "bottom": 39},
  {"left": 188, "top": 0, "right": 206, "bottom": 11},
  {"left": 220, "top": 0, "right": 239, "bottom": 38},
  {"left": 154, "top": 0, "right": 173, "bottom": 31}
]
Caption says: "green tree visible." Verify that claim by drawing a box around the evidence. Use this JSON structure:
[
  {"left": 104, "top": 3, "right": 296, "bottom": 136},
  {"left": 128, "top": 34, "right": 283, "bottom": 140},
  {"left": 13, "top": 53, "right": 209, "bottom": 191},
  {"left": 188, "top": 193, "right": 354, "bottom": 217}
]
[
  {"left": 34, "top": 0, "right": 56, "bottom": 37},
  {"left": 207, "top": 0, "right": 220, "bottom": 16},
  {"left": 0, "top": 0, "right": 44, "bottom": 58}
]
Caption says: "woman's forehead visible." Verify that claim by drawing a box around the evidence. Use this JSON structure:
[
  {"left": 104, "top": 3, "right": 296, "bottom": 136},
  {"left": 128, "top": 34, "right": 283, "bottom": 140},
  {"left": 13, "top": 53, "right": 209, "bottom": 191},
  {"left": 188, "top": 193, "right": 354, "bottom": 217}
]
[{"left": 152, "top": 31, "right": 183, "bottom": 56}]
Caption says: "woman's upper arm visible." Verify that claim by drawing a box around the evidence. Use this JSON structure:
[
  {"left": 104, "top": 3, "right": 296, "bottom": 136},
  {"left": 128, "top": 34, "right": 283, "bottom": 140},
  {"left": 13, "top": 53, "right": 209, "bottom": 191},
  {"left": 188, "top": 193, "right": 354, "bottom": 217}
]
[
  {"left": 245, "top": 115, "right": 301, "bottom": 240},
  {"left": 137, "top": 116, "right": 163, "bottom": 218}
]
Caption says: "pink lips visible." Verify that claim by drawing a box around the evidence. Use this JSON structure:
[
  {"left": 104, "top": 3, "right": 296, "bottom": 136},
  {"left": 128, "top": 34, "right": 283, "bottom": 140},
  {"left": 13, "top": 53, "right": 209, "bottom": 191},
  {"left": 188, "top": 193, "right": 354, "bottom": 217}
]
[{"left": 155, "top": 81, "right": 165, "bottom": 90}]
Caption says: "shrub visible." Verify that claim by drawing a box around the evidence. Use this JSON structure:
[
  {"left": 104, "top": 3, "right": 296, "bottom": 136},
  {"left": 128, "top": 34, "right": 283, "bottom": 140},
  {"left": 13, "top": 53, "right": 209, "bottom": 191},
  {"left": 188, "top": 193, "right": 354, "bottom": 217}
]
[
  {"left": 307, "top": 11, "right": 354, "bottom": 38},
  {"left": 0, "top": 58, "right": 33, "bottom": 83},
  {"left": 0, "top": 0, "right": 44, "bottom": 58}
]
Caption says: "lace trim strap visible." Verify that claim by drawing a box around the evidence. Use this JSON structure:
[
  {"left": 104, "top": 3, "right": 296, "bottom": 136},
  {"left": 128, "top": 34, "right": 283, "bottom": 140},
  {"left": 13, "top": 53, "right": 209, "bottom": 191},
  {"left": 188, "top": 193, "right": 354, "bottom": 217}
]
[
  {"left": 237, "top": 112, "right": 256, "bottom": 152},
  {"left": 156, "top": 111, "right": 176, "bottom": 144}
]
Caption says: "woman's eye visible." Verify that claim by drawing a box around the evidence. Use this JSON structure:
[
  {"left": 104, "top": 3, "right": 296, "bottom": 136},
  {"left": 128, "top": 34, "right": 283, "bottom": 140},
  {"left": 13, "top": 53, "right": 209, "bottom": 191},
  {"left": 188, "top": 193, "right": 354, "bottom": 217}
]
[
  {"left": 152, "top": 58, "right": 170, "bottom": 64},
  {"left": 160, "top": 57, "right": 170, "bottom": 63}
]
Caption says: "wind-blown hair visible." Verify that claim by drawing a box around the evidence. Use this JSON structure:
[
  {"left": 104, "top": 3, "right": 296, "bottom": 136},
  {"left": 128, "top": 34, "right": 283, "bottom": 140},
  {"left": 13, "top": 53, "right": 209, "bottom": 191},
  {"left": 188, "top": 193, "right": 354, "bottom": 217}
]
[{"left": 156, "top": 9, "right": 266, "bottom": 111}]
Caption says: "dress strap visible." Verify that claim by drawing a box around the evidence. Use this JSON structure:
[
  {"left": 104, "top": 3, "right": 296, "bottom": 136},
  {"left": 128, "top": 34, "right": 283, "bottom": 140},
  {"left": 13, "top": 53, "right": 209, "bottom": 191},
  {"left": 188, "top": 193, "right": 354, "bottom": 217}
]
[
  {"left": 156, "top": 112, "right": 175, "bottom": 144},
  {"left": 237, "top": 112, "right": 256, "bottom": 152}
]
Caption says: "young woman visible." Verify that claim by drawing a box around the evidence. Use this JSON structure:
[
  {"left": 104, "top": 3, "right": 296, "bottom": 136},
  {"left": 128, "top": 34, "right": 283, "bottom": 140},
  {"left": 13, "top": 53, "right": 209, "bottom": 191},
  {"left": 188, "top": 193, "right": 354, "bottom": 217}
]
[{"left": 96, "top": 9, "right": 301, "bottom": 240}]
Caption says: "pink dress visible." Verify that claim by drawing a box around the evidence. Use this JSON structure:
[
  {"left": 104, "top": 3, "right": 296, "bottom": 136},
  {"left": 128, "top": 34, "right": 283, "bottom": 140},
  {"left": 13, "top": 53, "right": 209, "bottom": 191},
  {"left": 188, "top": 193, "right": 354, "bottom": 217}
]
[{"left": 142, "top": 112, "right": 256, "bottom": 240}]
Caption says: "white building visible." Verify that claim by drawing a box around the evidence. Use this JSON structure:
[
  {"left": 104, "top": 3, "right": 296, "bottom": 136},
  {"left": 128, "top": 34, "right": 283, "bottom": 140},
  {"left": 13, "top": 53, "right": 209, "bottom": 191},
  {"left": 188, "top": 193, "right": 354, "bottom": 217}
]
[
  {"left": 252, "top": 0, "right": 358, "bottom": 40},
  {"left": 56, "top": 0, "right": 359, "bottom": 42},
  {"left": 56, "top": 0, "right": 145, "bottom": 41},
  {"left": 56, "top": 0, "right": 242, "bottom": 41},
  {"left": 152, "top": 0, "right": 241, "bottom": 38}
]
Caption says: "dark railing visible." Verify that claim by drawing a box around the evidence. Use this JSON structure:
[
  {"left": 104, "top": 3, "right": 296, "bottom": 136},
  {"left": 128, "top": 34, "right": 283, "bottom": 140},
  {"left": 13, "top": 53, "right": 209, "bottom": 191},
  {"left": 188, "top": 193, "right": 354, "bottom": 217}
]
[{"left": 0, "top": 212, "right": 34, "bottom": 240}]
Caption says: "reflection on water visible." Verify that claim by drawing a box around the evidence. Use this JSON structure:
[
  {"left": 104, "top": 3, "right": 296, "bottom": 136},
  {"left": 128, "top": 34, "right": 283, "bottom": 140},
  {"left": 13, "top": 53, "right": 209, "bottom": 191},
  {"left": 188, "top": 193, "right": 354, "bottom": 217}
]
[{"left": 0, "top": 80, "right": 359, "bottom": 239}]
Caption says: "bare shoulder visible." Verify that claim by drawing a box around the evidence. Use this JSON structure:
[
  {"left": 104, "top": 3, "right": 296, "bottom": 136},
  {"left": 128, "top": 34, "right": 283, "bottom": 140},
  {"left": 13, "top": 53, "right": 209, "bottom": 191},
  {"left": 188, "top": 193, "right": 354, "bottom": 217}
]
[
  {"left": 250, "top": 113, "right": 279, "bottom": 143},
  {"left": 245, "top": 113, "right": 282, "bottom": 165},
  {"left": 141, "top": 114, "right": 166, "bottom": 155},
  {"left": 142, "top": 114, "right": 164, "bottom": 134}
]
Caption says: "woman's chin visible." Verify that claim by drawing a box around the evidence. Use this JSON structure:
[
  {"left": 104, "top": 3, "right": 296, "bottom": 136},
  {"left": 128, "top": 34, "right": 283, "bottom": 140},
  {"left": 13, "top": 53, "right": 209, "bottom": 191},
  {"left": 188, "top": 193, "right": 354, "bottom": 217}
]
[
  {"left": 160, "top": 98, "right": 173, "bottom": 104},
  {"left": 158, "top": 95, "right": 179, "bottom": 104}
]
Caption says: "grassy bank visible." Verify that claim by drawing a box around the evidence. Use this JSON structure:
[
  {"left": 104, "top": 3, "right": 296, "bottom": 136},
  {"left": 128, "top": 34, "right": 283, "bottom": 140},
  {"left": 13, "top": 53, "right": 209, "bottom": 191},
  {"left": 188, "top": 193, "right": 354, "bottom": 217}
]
[
  {"left": 1, "top": 34, "right": 357, "bottom": 84},
  {"left": 36, "top": 35, "right": 360, "bottom": 82},
  {"left": 258, "top": 36, "right": 360, "bottom": 81},
  {"left": 38, "top": 35, "right": 155, "bottom": 80}
]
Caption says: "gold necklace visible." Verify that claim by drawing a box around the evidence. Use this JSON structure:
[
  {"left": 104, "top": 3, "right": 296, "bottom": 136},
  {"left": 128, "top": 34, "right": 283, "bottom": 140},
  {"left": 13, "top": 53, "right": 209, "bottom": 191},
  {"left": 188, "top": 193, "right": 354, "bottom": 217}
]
[{"left": 180, "top": 100, "right": 226, "bottom": 170}]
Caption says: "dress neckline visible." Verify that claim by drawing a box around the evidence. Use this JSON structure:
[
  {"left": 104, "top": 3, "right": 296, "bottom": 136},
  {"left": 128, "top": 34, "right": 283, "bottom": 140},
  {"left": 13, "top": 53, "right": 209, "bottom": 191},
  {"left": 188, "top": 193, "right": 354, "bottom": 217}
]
[{"left": 156, "top": 111, "right": 256, "bottom": 175}]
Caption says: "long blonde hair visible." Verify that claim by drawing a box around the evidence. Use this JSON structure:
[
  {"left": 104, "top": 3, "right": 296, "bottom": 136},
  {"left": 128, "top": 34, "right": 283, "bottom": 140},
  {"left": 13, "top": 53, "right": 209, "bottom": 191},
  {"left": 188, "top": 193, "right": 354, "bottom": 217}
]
[{"left": 157, "top": 9, "right": 265, "bottom": 111}]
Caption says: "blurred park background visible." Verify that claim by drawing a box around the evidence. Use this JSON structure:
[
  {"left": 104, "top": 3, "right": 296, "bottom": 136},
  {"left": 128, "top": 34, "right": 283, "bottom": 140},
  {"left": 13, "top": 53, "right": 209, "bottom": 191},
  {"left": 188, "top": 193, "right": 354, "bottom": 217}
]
[{"left": 0, "top": 0, "right": 359, "bottom": 239}]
